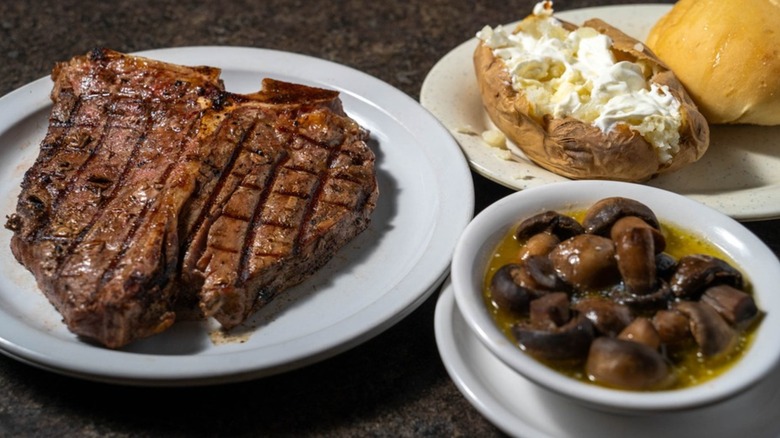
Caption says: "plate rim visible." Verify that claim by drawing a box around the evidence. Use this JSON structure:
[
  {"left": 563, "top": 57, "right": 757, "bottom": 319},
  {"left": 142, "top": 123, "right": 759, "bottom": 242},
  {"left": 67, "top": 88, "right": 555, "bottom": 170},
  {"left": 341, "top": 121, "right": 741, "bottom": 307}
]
[{"left": 0, "top": 45, "right": 474, "bottom": 385}]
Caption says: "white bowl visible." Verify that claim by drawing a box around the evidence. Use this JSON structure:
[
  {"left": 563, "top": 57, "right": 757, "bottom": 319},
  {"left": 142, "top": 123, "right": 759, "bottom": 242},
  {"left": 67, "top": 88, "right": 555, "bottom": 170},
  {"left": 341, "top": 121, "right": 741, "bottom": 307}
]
[{"left": 451, "top": 180, "right": 780, "bottom": 413}]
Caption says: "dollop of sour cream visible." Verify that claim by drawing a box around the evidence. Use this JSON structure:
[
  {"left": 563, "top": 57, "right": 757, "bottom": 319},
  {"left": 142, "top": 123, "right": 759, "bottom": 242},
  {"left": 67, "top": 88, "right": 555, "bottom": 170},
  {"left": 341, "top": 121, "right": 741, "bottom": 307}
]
[{"left": 476, "top": 2, "right": 682, "bottom": 162}]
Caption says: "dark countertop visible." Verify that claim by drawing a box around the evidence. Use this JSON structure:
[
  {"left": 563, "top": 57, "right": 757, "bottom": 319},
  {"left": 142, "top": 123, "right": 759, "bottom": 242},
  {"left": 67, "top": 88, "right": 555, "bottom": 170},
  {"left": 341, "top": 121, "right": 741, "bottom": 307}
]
[{"left": 1, "top": 1, "right": 778, "bottom": 436}]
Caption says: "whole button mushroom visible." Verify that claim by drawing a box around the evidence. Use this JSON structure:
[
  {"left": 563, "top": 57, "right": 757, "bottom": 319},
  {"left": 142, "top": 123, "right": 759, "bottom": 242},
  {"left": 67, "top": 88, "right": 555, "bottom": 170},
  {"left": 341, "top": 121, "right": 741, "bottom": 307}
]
[
  {"left": 514, "top": 255, "right": 568, "bottom": 293},
  {"left": 651, "top": 309, "right": 693, "bottom": 347},
  {"left": 675, "top": 300, "right": 738, "bottom": 359},
  {"left": 609, "top": 216, "right": 667, "bottom": 253},
  {"left": 618, "top": 317, "right": 662, "bottom": 350},
  {"left": 586, "top": 337, "right": 676, "bottom": 390},
  {"left": 515, "top": 211, "right": 585, "bottom": 241},
  {"left": 572, "top": 296, "right": 633, "bottom": 337},
  {"left": 670, "top": 254, "right": 744, "bottom": 299},
  {"left": 611, "top": 215, "right": 668, "bottom": 296},
  {"left": 549, "top": 234, "right": 619, "bottom": 291},
  {"left": 490, "top": 264, "right": 533, "bottom": 314},
  {"left": 512, "top": 314, "right": 596, "bottom": 362},
  {"left": 518, "top": 232, "right": 560, "bottom": 261},
  {"left": 529, "top": 292, "right": 571, "bottom": 330},
  {"left": 582, "top": 197, "right": 660, "bottom": 236}
]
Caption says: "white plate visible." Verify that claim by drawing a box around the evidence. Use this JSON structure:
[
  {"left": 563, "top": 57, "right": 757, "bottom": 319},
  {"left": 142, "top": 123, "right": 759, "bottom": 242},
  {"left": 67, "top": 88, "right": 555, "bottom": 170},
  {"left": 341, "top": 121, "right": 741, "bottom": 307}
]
[
  {"left": 420, "top": 4, "right": 780, "bottom": 221},
  {"left": 0, "top": 46, "right": 474, "bottom": 385},
  {"left": 434, "top": 281, "right": 780, "bottom": 438}
]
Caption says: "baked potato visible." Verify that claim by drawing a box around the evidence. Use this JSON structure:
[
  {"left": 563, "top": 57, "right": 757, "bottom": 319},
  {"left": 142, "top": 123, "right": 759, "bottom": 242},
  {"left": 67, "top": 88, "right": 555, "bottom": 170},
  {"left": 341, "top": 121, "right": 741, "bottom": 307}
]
[{"left": 474, "top": 9, "right": 709, "bottom": 182}]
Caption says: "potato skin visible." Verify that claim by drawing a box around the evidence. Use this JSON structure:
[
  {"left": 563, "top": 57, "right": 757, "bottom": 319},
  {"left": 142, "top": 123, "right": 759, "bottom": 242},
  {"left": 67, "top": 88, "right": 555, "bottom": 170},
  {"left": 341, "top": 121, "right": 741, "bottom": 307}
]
[{"left": 474, "top": 18, "right": 709, "bottom": 182}]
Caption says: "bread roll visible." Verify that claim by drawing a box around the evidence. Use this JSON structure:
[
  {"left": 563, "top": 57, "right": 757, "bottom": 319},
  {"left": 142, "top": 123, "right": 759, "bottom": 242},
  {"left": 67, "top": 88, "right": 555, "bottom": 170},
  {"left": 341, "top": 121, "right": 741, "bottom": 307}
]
[{"left": 646, "top": 0, "right": 780, "bottom": 125}]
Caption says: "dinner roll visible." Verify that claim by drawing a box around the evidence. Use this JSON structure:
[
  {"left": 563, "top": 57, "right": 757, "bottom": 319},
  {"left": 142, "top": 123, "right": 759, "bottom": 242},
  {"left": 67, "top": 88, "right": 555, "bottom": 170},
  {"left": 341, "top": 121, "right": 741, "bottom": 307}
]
[{"left": 646, "top": 0, "right": 780, "bottom": 125}]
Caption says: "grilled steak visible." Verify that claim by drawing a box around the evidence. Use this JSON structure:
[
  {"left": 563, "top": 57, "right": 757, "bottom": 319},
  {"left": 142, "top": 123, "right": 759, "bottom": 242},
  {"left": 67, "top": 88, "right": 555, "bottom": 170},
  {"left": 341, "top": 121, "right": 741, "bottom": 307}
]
[{"left": 5, "top": 49, "right": 378, "bottom": 348}]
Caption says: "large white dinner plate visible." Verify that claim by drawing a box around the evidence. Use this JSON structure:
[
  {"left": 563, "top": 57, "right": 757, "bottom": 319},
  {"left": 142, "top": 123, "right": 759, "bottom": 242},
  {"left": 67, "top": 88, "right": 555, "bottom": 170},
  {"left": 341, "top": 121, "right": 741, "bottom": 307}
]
[
  {"left": 0, "top": 46, "right": 474, "bottom": 385},
  {"left": 420, "top": 4, "right": 780, "bottom": 221},
  {"left": 434, "top": 281, "right": 780, "bottom": 438}
]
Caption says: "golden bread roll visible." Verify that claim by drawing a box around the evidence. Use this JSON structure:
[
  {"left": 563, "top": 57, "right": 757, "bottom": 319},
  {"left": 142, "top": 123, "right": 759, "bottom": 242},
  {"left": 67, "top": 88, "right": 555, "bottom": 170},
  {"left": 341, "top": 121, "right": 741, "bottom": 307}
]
[
  {"left": 474, "top": 5, "right": 709, "bottom": 182},
  {"left": 647, "top": 0, "right": 780, "bottom": 125}
]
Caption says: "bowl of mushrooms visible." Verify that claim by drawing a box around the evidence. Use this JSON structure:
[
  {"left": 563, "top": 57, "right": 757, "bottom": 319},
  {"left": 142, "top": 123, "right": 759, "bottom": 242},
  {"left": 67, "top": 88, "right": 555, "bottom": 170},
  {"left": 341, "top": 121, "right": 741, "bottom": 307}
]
[{"left": 451, "top": 180, "right": 780, "bottom": 413}]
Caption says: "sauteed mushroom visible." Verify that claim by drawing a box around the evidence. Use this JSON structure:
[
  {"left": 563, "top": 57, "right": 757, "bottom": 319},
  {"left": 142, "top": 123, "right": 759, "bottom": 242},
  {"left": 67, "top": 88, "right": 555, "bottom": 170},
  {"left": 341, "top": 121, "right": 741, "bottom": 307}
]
[
  {"left": 549, "top": 234, "right": 619, "bottom": 290},
  {"left": 490, "top": 257, "right": 568, "bottom": 314},
  {"left": 512, "top": 314, "right": 595, "bottom": 362},
  {"left": 582, "top": 197, "right": 659, "bottom": 236},
  {"left": 572, "top": 297, "right": 633, "bottom": 337},
  {"left": 516, "top": 255, "right": 568, "bottom": 293},
  {"left": 519, "top": 232, "right": 560, "bottom": 261},
  {"left": 670, "top": 254, "right": 744, "bottom": 299},
  {"left": 490, "top": 264, "right": 532, "bottom": 314},
  {"left": 529, "top": 292, "right": 571, "bottom": 330},
  {"left": 655, "top": 252, "right": 677, "bottom": 279},
  {"left": 609, "top": 216, "right": 666, "bottom": 253},
  {"left": 586, "top": 337, "right": 675, "bottom": 390},
  {"left": 515, "top": 211, "right": 584, "bottom": 241},
  {"left": 651, "top": 309, "right": 693, "bottom": 346},
  {"left": 675, "top": 301, "right": 738, "bottom": 359},
  {"left": 618, "top": 317, "right": 661, "bottom": 350},
  {"left": 701, "top": 284, "right": 760, "bottom": 327},
  {"left": 614, "top": 226, "right": 659, "bottom": 295}
]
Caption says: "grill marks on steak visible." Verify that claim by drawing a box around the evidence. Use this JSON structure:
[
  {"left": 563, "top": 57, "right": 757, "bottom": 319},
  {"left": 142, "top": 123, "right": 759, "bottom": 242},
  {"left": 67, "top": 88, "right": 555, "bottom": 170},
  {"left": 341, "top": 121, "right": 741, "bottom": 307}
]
[
  {"left": 6, "top": 49, "right": 378, "bottom": 347},
  {"left": 184, "top": 93, "right": 377, "bottom": 328}
]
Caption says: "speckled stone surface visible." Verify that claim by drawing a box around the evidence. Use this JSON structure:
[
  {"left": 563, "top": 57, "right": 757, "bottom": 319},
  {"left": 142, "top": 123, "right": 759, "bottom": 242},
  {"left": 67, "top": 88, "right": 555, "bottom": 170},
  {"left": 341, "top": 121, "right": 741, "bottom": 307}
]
[{"left": 1, "top": 0, "right": 778, "bottom": 437}]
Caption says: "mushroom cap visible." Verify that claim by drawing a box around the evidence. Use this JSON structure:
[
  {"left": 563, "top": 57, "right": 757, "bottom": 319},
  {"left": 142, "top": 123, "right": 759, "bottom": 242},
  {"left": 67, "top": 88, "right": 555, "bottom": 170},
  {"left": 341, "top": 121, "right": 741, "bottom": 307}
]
[
  {"left": 515, "top": 211, "right": 585, "bottom": 241},
  {"left": 549, "top": 234, "right": 619, "bottom": 290},
  {"left": 651, "top": 309, "right": 693, "bottom": 346},
  {"left": 573, "top": 296, "right": 633, "bottom": 337},
  {"left": 670, "top": 254, "right": 744, "bottom": 299},
  {"left": 512, "top": 314, "right": 595, "bottom": 362},
  {"left": 619, "top": 317, "right": 662, "bottom": 350},
  {"left": 675, "top": 300, "right": 738, "bottom": 359},
  {"left": 519, "top": 231, "right": 561, "bottom": 261},
  {"left": 516, "top": 255, "right": 568, "bottom": 293},
  {"left": 582, "top": 197, "right": 659, "bottom": 236},
  {"left": 490, "top": 263, "right": 533, "bottom": 314},
  {"left": 586, "top": 337, "right": 676, "bottom": 390}
]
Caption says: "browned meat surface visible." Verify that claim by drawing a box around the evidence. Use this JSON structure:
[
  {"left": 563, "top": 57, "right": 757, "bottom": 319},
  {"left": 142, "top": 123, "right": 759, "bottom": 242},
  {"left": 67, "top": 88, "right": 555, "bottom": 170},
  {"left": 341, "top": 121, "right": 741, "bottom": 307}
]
[
  {"left": 180, "top": 80, "right": 378, "bottom": 328},
  {"left": 5, "top": 49, "right": 378, "bottom": 348}
]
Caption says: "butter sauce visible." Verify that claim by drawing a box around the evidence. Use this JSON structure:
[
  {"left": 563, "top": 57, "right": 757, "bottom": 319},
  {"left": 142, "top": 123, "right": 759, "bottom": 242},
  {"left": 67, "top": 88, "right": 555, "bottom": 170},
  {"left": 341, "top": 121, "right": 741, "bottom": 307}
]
[{"left": 483, "top": 210, "right": 759, "bottom": 390}]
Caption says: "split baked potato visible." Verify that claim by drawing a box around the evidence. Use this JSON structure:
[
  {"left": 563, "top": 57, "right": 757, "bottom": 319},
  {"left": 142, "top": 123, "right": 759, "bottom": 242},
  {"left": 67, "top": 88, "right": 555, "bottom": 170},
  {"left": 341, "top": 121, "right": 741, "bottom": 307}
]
[{"left": 474, "top": 10, "right": 709, "bottom": 182}]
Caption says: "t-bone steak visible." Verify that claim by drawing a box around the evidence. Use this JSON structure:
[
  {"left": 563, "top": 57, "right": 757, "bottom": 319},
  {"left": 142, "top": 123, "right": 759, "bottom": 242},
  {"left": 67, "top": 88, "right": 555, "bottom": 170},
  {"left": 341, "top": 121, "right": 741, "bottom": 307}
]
[{"left": 5, "top": 48, "right": 379, "bottom": 348}]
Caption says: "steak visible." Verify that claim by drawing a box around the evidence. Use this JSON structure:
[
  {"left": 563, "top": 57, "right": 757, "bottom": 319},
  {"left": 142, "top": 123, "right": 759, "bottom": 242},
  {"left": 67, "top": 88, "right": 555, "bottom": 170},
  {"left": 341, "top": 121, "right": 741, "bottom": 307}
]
[{"left": 5, "top": 49, "right": 379, "bottom": 348}]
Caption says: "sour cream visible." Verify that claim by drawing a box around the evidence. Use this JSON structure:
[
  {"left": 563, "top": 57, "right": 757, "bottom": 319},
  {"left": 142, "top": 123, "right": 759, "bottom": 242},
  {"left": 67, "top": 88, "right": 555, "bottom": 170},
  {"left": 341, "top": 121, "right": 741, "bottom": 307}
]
[{"left": 476, "top": 8, "right": 682, "bottom": 162}]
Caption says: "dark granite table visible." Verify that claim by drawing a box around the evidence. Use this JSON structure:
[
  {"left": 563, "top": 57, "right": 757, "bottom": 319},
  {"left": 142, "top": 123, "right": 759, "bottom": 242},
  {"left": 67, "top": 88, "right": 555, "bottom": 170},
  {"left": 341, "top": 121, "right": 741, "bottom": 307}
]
[{"left": 2, "top": 0, "right": 778, "bottom": 436}]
